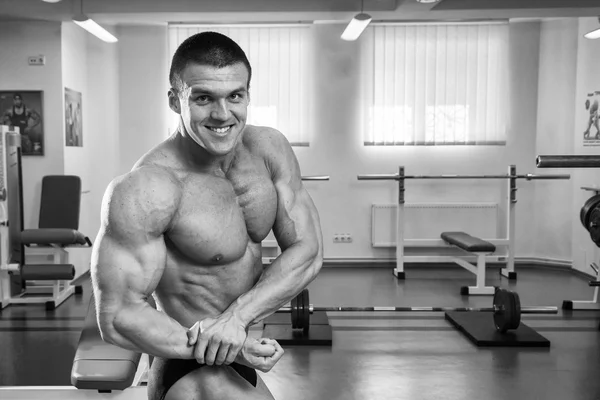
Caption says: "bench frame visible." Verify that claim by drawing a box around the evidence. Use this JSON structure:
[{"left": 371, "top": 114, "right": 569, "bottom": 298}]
[
  {"left": 392, "top": 165, "right": 519, "bottom": 293},
  {"left": 447, "top": 251, "right": 496, "bottom": 296}
]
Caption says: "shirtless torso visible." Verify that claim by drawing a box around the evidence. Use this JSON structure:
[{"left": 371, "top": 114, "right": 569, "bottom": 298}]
[{"left": 142, "top": 126, "right": 278, "bottom": 328}]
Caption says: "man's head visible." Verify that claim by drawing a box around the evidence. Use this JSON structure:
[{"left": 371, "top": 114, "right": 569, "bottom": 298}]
[
  {"left": 13, "top": 93, "right": 22, "bottom": 107},
  {"left": 169, "top": 31, "right": 252, "bottom": 93},
  {"left": 168, "top": 32, "right": 252, "bottom": 157}
]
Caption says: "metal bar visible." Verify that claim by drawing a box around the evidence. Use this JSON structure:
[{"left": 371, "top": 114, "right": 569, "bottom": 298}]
[
  {"left": 357, "top": 174, "right": 399, "bottom": 180},
  {"left": 357, "top": 174, "right": 569, "bottom": 180},
  {"left": 536, "top": 155, "right": 600, "bottom": 168},
  {"left": 277, "top": 305, "right": 557, "bottom": 313},
  {"left": 517, "top": 174, "right": 570, "bottom": 180},
  {"left": 301, "top": 175, "right": 329, "bottom": 181}
]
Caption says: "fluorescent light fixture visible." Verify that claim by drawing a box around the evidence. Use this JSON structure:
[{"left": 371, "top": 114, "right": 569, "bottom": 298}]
[
  {"left": 585, "top": 17, "right": 600, "bottom": 39},
  {"left": 341, "top": 13, "right": 372, "bottom": 41},
  {"left": 73, "top": 14, "right": 118, "bottom": 43},
  {"left": 41, "top": 0, "right": 63, "bottom": 3},
  {"left": 585, "top": 27, "right": 600, "bottom": 39}
]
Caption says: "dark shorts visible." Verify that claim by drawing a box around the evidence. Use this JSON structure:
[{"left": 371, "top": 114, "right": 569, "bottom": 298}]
[{"left": 147, "top": 357, "right": 257, "bottom": 400}]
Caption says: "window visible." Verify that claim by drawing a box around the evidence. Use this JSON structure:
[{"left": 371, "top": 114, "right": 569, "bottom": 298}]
[
  {"left": 360, "top": 22, "right": 509, "bottom": 146},
  {"left": 168, "top": 24, "right": 314, "bottom": 146}
]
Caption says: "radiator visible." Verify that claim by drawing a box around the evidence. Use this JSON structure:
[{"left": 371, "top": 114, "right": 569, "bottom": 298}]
[{"left": 372, "top": 203, "right": 499, "bottom": 247}]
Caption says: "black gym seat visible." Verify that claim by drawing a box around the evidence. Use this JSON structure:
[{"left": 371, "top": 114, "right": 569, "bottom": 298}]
[
  {"left": 17, "top": 175, "right": 92, "bottom": 309},
  {"left": 21, "top": 175, "right": 92, "bottom": 249},
  {"left": 441, "top": 231, "right": 496, "bottom": 253}
]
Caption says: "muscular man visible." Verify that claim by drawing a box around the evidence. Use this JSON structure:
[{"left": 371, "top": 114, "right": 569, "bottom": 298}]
[
  {"left": 2, "top": 93, "right": 40, "bottom": 153},
  {"left": 91, "top": 31, "right": 324, "bottom": 400}
]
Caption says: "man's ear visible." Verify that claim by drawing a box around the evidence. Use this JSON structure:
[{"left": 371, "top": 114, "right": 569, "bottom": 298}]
[{"left": 168, "top": 88, "right": 181, "bottom": 114}]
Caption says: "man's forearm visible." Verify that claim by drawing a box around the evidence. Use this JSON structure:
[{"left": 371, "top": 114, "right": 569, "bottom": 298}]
[
  {"left": 100, "top": 301, "right": 195, "bottom": 360},
  {"left": 226, "top": 242, "right": 322, "bottom": 327}
]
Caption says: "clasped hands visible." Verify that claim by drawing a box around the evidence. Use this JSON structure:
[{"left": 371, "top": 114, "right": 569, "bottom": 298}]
[{"left": 186, "top": 312, "right": 284, "bottom": 373}]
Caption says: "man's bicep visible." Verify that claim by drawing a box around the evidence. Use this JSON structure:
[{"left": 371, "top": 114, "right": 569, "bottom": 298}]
[
  {"left": 272, "top": 182, "right": 322, "bottom": 254},
  {"left": 264, "top": 129, "right": 322, "bottom": 251},
  {"left": 91, "top": 230, "right": 166, "bottom": 315},
  {"left": 91, "top": 171, "right": 177, "bottom": 318}
]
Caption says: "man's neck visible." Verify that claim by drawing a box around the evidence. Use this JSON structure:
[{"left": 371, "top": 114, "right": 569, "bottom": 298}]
[{"left": 174, "top": 127, "right": 240, "bottom": 176}]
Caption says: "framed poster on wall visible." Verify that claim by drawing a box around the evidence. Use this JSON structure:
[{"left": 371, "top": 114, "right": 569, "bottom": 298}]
[
  {"left": 583, "top": 91, "right": 600, "bottom": 147},
  {"left": 64, "top": 87, "right": 82, "bottom": 147},
  {"left": 0, "top": 90, "right": 44, "bottom": 156}
]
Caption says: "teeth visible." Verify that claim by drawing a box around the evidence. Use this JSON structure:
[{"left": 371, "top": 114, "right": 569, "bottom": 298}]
[{"left": 208, "top": 126, "right": 231, "bottom": 134}]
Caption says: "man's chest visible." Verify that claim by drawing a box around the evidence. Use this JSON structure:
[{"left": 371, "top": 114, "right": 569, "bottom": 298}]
[{"left": 167, "top": 160, "right": 279, "bottom": 263}]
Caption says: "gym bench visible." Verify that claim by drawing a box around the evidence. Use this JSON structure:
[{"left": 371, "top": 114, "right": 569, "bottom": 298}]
[{"left": 441, "top": 231, "right": 497, "bottom": 295}]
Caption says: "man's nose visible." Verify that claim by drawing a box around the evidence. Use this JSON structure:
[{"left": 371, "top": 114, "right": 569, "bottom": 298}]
[{"left": 210, "top": 100, "right": 230, "bottom": 121}]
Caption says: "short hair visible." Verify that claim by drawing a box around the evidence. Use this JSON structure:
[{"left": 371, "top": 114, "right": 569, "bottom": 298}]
[
  {"left": 169, "top": 31, "right": 252, "bottom": 92},
  {"left": 13, "top": 93, "right": 22, "bottom": 100}
]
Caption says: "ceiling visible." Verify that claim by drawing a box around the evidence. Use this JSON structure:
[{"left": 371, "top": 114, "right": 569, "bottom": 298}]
[{"left": 1, "top": 0, "right": 600, "bottom": 25}]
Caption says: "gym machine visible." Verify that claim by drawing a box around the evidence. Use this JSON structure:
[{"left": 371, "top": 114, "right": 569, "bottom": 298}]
[{"left": 0, "top": 125, "right": 90, "bottom": 310}]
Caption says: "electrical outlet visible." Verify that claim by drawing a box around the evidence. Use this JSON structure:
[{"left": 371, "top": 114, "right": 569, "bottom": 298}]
[
  {"left": 28, "top": 55, "right": 45, "bottom": 66},
  {"left": 333, "top": 233, "right": 352, "bottom": 243}
]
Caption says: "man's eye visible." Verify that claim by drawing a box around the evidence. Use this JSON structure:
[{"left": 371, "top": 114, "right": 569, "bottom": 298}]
[{"left": 197, "top": 96, "right": 210, "bottom": 102}]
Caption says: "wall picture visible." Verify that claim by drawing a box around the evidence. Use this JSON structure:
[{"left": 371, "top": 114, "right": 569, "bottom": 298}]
[
  {"left": 583, "top": 91, "right": 600, "bottom": 147},
  {"left": 65, "top": 87, "right": 83, "bottom": 147},
  {"left": 0, "top": 90, "right": 44, "bottom": 156}
]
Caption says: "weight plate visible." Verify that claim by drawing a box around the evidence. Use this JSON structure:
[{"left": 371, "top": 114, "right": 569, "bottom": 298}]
[
  {"left": 509, "top": 290, "right": 521, "bottom": 331},
  {"left": 590, "top": 208, "right": 600, "bottom": 247},
  {"left": 493, "top": 288, "right": 513, "bottom": 333},
  {"left": 291, "top": 292, "right": 299, "bottom": 329},
  {"left": 302, "top": 289, "right": 310, "bottom": 336},
  {"left": 580, "top": 194, "right": 600, "bottom": 229}
]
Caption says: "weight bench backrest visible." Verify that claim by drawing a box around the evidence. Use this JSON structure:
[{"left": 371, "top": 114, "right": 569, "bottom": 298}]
[{"left": 38, "top": 175, "right": 81, "bottom": 230}]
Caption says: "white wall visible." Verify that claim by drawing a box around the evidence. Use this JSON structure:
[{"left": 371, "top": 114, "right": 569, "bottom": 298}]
[
  {"left": 84, "top": 27, "right": 121, "bottom": 243},
  {"left": 571, "top": 18, "right": 600, "bottom": 274},
  {"left": 61, "top": 22, "right": 93, "bottom": 279},
  {"left": 0, "top": 21, "right": 65, "bottom": 230},
  {"left": 117, "top": 25, "right": 170, "bottom": 175},
  {"left": 61, "top": 22, "right": 121, "bottom": 279},
  {"left": 534, "top": 19, "right": 578, "bottom": 264}
]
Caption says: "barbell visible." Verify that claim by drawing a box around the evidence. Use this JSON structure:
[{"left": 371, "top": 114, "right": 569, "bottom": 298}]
[
  {"left": 356, "top": 173, "right": 570, "bottom": 181},
  {"left": 301, "top": 175, "right": 329, "bottom": 181},
  {"left": 536, "top": 155, "right": 600, "bottom": 169},
  {"left": 277, "top": 288, "right": 558, "bottom": 335}
]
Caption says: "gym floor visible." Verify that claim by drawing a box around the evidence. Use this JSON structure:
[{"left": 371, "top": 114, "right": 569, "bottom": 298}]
[{"left": 1, "top": 264, "right": 600, "bottom": 400}]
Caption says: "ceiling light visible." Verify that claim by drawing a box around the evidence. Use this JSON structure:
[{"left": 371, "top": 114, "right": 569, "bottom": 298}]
[
  {"left": 72, "top": 0, "right": 117, "bottom": 43},
  {"left": 41, "top": 0, "right": 63, "bottom": 3},
  {"left": 341, "top": 13, "right": 372, "bottom": 41},
  {"left": 584, "top": 17, "right": 600, "bottom": 39},
  {"left": 73, "top": 15, "right": 118, "bottom": 43}
]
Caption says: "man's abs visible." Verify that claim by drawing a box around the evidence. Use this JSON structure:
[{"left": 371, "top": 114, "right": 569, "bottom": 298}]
[{"left": 154, "top": 241, "right": 264, "bottom": 329}]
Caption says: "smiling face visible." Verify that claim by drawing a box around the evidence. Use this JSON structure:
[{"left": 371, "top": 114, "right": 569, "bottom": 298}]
[{"left": 170, "top": 62, "right": 250, "bottom": 156}]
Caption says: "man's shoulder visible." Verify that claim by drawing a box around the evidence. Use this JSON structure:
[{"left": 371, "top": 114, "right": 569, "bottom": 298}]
[
  {"left": 107, "top": 165, "right": 183, "bottom": 213},
  {"left": 243, "top": 125, "right": 290, "bottom": 155}
]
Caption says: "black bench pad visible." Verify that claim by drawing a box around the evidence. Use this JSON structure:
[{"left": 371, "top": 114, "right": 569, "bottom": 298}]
[
  {"left": 21, "top": 228, "right": 89, "bottom": 246},
  {"left": 71, "top": 298, "right": 141, "bottom": 391},
  {"left": 441, "top": 231, "right": 496, "bottom": 253}
]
